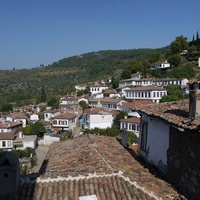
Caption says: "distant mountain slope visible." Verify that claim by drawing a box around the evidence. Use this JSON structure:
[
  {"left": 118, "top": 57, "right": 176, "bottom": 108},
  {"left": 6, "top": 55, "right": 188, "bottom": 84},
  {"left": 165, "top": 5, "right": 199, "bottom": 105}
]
[{"left": 0, "top": 47, "right": 169, "bottom": 105}]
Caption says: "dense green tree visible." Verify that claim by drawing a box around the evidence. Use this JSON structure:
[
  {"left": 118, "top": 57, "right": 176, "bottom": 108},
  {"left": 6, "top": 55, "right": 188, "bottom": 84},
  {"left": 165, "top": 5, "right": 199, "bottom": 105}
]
[
  {"left": 126, "top": 132, "right": 139, "bottom": 146},
  {"left": 170, "top": 35, "right": 188, "bottom": 55},
  {"left": 22, "top": 126, "right": 31, "bottom": 135},
  {"left": 47, "top": 96, "right": 59, "bottom": 109},
  {"left": 160, "top": 84, "right": 183, "bottom": 103},
  {"left": 0, "top": 103, "right": 13, "bottom": 112},
  {"left": 29, "top": 122, "right": 45, "bottom": 137},
  {"left": 168, "top": 54, "right": 182, "bottom": 66},
  {"left": 149, "top": 52, "right": 161, "bottom": 64},
  {"left": 113, "top": 111, "right": 127, "bottom": 128},
  {"left": 79, "top": 100, "right": 88, "bottom": 111},
  {"left": 111, "top": 76, "right": 119, "bottom": 89}
]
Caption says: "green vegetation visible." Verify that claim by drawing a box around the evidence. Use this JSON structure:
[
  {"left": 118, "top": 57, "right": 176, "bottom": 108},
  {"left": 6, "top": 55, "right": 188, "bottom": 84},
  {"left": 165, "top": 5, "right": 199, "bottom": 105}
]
[
  {"left": 160, "top": 85, "right": 184, "bottom": 103},
  {"left": 113, "top": 111, "right": 127, "bottom": 128},
  {"left": 84, "top": 127, "right": 121, "bottom": 137},
  {"left": 0, "top": 32, "right": 199, "bottom": 107},
  {"left": 22, "top": 122, "right": 45, "bottom": 137}
]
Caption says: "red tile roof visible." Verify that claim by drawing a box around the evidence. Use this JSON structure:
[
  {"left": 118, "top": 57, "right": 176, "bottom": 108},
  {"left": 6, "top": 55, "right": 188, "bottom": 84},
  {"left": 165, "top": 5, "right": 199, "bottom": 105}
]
[
  {"left": 135, "top": 99, "right": 200, "bottom": 130},
  {"left": 84, "top": 108, "right": 112, "bottom": 115},
  {"left": 19, "top": 134, "right": 180, "bottom": 199},
  {"left": 120, "top": 117, "right": 140, "bottom": 124},
  {"left": 121, "top": 100, "right": 155, "bottom": 108},
  {"left": 125, "top": 85, "right": 166, "bottom": 91},
  {"left": 0, "top": 132, "right": 15, "bottom": 140},
  {"left": 0, "top": 121, "right": 22, "bottom": 128},
  {"left": 52, "top": 112, "right": 77, "bottom": 119}
]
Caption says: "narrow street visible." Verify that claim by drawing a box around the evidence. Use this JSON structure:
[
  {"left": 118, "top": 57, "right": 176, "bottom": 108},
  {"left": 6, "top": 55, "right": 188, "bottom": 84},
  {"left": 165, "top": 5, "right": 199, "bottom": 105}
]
[{"left": 32, "top": 145, "right": 49, "bottom": 173}]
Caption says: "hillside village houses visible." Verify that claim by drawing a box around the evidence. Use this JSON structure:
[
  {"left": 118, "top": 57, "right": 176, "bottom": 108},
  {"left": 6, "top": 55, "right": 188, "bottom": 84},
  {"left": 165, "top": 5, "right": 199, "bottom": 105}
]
[
  {"left": 83, "top": 107, "right": 114, "bottom": 129},
  {"left": 0, "top": 78, "right": 196, "bottom": 199},
  {"left": 149, "top": 60, "right": 170, "bottom": 70}
]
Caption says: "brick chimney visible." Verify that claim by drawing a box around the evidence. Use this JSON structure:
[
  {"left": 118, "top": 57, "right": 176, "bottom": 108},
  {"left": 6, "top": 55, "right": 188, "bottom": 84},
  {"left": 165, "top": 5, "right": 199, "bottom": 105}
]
[{"left": 188, "top": 78, "right": 200, "bottom": 119}]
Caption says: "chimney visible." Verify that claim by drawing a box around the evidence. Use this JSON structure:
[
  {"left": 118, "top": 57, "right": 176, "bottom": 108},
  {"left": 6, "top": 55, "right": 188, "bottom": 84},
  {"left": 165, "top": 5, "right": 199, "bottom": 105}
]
[
  {"left": 0, "top": 152, "right": 20, "bottom": 199},
  {"left": 188, "top": 78, "right": 200, "bottom": 119}
]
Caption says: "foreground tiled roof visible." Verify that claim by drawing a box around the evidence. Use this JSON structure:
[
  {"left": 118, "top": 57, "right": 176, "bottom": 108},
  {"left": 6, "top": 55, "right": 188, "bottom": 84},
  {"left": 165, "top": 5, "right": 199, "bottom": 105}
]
[
  {"left": 135, "top": 99, "right": 200, "bottom": 130},
  {"left": 19, "top": 135, "right": 180, "bottom": 199}
]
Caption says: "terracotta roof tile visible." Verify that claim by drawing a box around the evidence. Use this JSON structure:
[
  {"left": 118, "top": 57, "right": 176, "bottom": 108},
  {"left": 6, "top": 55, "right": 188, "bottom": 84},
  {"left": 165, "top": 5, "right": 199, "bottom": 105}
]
[
  {"left": 19, "top": 134, "right": 180, "bottom": 199},
  {"left": 52, "top": 112, "right": 77, "bottom": 119},
  {"left": 0, "top": 132, "right": 15, "bottom": 140},
  {"left": 120, "top": 117, "right": 140, "bottom": 123},
  {"left": 121, "top": 100, "right": 155, "bottom": 108},
  {"left": 135, "top": 99, "right": 200, "bottom": 130}
]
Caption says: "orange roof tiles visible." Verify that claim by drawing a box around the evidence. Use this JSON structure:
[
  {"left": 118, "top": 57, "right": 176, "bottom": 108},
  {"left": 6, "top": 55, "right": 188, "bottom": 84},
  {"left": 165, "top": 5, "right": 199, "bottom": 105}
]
[{"left": 135, "top": 99, "right": 200, "bottom": 130}]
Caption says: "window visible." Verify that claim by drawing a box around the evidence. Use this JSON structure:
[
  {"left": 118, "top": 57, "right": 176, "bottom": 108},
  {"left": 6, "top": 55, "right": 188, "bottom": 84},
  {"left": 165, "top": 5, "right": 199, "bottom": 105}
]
[
  {"left": 140, "top": 121, "right": 148, "bottom": 152},
  {"left": 2, "top": 141, "right": 6, "bottom": 147},
  {"left": 7, "top": 141, "right": 11, "bottom": 147},
  {"left": 132, "top": 124, "right": 136, "bottom": 130}
]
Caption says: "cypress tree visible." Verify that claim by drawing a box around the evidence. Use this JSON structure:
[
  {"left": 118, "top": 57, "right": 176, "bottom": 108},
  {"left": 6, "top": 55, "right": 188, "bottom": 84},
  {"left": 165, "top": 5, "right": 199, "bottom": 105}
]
[{"left": 196, "top": 31, "right": 199, "bottom": 49}]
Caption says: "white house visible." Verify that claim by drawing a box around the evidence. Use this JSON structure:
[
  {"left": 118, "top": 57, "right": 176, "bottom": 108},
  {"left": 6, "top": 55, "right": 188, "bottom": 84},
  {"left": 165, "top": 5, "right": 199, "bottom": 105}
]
[
  {"left": 29, "top": 113, "right": 39, "bottom": 122},
  {"left": 6, "top": 112, "right": 27, "bottom": 128},
  {"left": 75, "top": 84, "right": 87, "bottom": 91},
  {"left": 59, "top": 96, "right": 88, "bottom": 105},
  {"left": 153, "top": 78, "right": 188, "bottom": 88},
  {"left": 150, "top": 61, "right": 170, "bottom": 70},
  {"left": 43, "top": 110, "right": 61, "bottom": 122},
  {"left": 83, "top": 108, "right": 114, "bottom": 129},
  {"left": 0, "top": 122, "right": 22, "bottom": 133},
  {"left": 88, "top": 98, "right": 127, "bottom": 111},
  {"left": 120, "top": 117, "right": 140, "bottom": 137},
  {"left": 51, "top": 112, "right": 77, "bottom": 132},
  {"left": 13, "top": 134, "right": 37, "bottom": 150},
  {"left": 131, "top": 72, "right": 142, "bottom": 80},
  {"left": 90, "top": 85, "right": 109, "bottom": 98},
  {"left": 0, "top": 132, "right": 16, "bottom": 150},
  {"left": 123, "top": 86, "right": 167, "bottom": 103}
]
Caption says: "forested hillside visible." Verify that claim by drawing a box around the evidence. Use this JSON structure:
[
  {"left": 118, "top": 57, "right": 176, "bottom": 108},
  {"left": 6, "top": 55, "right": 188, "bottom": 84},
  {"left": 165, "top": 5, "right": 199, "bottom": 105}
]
[
  {"left": 0, "top": 33, "right": 200, "bottom": 108},
  {"left": 0, "top": 47, "right": 169, "bottom": 106}
]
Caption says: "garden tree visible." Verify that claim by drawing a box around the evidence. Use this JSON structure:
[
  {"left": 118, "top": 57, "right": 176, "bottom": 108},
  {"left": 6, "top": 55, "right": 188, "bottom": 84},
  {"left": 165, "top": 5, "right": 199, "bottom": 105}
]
[
  {"left": 168, "top": 54, "right": 182, "bottom": 67},
  {"left": 149, "top": 52, "right": 162, "bottom": 64},
  {"left": 84, "top": 127, "right": 120, "bottom": 137},
  {"left": 142, "top": 60, "right": 150, "bottom": 78},
  {"left": 47, "top": 96, "right": 59, "bottom": 109},
  {"left": 113, "top": 111, "right": 127, "bottom": 128},
  {"left": 160, "top": 84, "right": 183, "bottom": 103},
  {"left": 170, "top": 35, "right": 188, "bottom": 55},
  {"left": 79, "top": 100, "right": 88, "bottom": 111},
  {"left": 77, "top": 87, "right": 90, "bottom": 96},
  {"left": 121, "top": 60, "right": 145, "bottom": 79},
  {"left": 22, "top": 125, "right": 31, "bottom": 135},
  {"left": 0, "top": 103, "right": 13, "bottom": 112},
  {"left": 29, "top": 122, "right": 45, "bottom": 137},
  {"left": 168, "top": 65, "right": 195, "bottom": 79},
  {"left": 126, "top": 132, "right": 139, "bottom": 146},
  {"left": 111, "top": 76, "right": 119, "bottom": 89}
]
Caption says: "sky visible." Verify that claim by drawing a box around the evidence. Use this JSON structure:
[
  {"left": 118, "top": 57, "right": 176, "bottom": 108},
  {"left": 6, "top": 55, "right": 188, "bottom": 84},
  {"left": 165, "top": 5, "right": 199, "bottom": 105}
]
[{"left": 0, "top": 0, "right": 200, "bottom": 70}]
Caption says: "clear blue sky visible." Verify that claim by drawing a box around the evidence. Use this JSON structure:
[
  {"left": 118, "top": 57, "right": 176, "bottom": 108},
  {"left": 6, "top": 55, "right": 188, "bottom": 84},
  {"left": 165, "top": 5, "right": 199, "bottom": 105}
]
[{"left": 0, "top": 0, "right": 199, "bottom": 69}]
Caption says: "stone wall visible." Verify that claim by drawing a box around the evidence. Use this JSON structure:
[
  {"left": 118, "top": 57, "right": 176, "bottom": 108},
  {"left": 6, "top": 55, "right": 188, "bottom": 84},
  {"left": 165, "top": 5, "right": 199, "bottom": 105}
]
[{"left": 167, "top": 126, "right": 200, "bottom": 199}]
